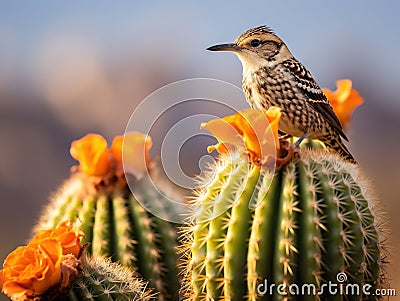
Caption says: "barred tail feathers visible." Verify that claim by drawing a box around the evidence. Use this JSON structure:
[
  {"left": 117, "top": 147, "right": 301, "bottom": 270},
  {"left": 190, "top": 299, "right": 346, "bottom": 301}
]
[{"left": 325, "top": 137, "right": 357, "bottom": 164}]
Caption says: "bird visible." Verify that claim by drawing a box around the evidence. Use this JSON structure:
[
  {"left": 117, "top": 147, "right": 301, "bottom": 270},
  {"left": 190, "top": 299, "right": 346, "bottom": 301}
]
[{"left": 207, "top": 25, "right": 356, "bottom": 164}]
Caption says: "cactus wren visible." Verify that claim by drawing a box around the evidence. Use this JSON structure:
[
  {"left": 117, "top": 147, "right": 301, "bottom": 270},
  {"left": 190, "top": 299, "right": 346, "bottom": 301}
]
[{"left": 207, "top": 25, "right": 356, "bottom": 163}]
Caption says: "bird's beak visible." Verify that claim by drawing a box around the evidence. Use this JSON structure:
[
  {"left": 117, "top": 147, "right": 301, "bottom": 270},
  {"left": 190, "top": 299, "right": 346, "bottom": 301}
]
[{"left": 207, "top": 43, "right": 241, "bottom": 52}]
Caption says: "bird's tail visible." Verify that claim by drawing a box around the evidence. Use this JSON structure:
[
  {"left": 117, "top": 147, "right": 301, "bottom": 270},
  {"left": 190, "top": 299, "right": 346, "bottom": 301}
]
[{"left": 325, "top": 137, "right": 357, "bottom": 164}]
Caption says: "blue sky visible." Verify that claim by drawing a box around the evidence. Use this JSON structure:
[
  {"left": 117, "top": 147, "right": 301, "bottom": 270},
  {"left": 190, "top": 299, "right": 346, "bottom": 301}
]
[{"left": 0, "top": 1, "right": 399, "bottom": 106}]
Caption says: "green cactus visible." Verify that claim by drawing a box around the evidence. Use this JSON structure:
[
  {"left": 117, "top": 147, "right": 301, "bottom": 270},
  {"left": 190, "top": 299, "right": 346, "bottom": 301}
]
[
  {"left": 67, "top": 253, "right": 153, "bottom": 301},
  {"left": 183, "top": 149, "right": 386, "bottom": 300},
  {"left": 34, "top": 171, "right": 181, "bottom": 301}
]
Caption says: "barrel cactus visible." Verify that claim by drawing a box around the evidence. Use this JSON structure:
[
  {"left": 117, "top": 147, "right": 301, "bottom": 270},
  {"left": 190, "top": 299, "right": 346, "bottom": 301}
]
[
  {"left": 68, "top": 254, "right": 153, "bottom": 301},
  {"left": 182, "top": 107, "right": 386, "bottom": 300},
  {"left": 0, "top": 219, "right": 152, "bottom": 301},
  {"left": 34, "top": 133, "right": 181, "bottom": 300}
]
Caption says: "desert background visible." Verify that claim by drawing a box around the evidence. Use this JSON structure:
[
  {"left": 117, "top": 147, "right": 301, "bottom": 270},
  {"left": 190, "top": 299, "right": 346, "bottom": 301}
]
[{"left": 0, "top": 1, "right": 399, "bottom": 299}]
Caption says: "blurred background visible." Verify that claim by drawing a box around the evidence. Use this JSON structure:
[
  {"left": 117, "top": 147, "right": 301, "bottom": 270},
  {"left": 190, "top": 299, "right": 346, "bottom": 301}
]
[{"left": 1, "top": 1, "right": 399, "bottom": 299}]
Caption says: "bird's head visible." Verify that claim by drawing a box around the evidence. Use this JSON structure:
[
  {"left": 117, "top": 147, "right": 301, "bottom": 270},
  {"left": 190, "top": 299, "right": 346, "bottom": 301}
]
[{"left": 207, "top": 26, "right": 292, "bottom": 72}]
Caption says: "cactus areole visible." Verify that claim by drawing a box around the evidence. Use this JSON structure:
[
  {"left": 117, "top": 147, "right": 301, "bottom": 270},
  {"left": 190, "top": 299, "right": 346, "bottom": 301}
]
[
  {"left": 184, "top": 150, "right": 385, "bottom": 300},
  {"left": 35, "top": 133, "right": 181, "bottom": 300}
]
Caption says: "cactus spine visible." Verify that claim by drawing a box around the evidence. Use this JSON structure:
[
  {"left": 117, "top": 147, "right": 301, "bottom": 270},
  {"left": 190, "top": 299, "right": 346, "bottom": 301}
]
[
  {"left": 68, "top": 254, "right": 153, "bottom": 301},
  {"left": 33, "top": 133, "right": 181, "bottom": 300},
  {"left": 35, "top": 172, "right": 180, "bottom": 300},
  {"left": 184, "top": 150, "right": 385, "bottom": 300}
]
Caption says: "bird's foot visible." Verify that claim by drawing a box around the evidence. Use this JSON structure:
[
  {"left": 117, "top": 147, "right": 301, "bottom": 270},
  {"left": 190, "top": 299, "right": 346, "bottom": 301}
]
[
  {"left": 263, "top": 140, "right": 300, "bottom": 170},
  {"left": 276, "top": 140, "right": 300, "bottom": 169}
]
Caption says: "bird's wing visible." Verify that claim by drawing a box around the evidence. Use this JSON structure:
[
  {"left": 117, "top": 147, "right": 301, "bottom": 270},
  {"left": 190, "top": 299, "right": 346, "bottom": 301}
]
[{"left": 283, "top": 60, "right": 348, "bottom": 141}]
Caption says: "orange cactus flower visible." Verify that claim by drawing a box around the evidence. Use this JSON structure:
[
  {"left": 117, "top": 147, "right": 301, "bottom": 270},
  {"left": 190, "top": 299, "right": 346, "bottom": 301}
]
[
  {"left": 70, "top": 133, "right": 111, "bottom": 177},
  {"left": 201, "top": 114, "right": 244, "bottom": 155},
  {"left": 30, "top": 220, "right": 84, "bottom": 258},
  {"left": 323, "top": 79, "right": 364, "bottom": 128},
  {"left": 0, "top": 239, "right": 62, "bottom": 300},
  {"left": 111, "top": 132, "right": 152, "bottom": 177},
  {"left": 201, "top": 107, "right": 282, "bottom": 165}
]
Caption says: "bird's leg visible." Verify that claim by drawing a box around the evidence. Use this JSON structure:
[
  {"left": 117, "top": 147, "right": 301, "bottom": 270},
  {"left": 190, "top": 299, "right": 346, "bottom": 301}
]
[{"left": 294, "top": 132, "right": 309, "bottom": 148}]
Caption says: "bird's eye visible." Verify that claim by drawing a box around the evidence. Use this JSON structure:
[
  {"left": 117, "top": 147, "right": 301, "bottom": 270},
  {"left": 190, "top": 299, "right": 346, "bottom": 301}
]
[{"left": 250, "top": 39, "right": 261, "bottom": 47}]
